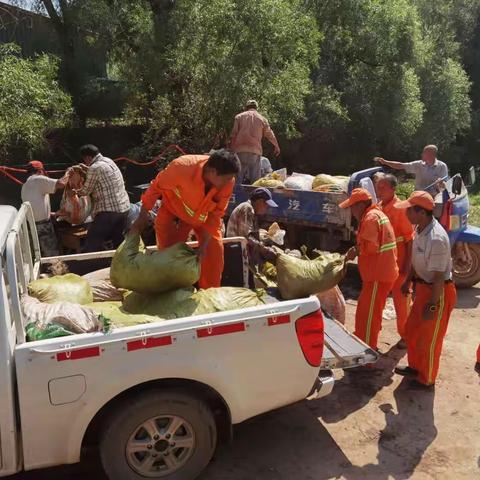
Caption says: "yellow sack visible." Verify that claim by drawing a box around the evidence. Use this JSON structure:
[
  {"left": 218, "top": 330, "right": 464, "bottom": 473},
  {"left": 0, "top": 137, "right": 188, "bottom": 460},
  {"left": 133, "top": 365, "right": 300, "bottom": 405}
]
[{"left": 28, "top": 273, "right": 93, "bottom": 305}]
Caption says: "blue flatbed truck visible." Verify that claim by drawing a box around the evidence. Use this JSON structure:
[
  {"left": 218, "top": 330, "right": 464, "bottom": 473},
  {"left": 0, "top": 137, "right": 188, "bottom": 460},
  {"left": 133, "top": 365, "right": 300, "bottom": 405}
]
[{"left": 226, "top": 167, "right": 381, "bottom": 252}]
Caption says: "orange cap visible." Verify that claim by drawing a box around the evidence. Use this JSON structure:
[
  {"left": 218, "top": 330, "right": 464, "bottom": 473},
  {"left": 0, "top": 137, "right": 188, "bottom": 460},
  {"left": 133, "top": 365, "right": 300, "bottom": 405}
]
[
  {"left": 28, "top": 160, "right": 44, "bottom": 170},
  {"left": 339, "top": 188, "right": 372, "bottom": 209},
  {"left": 394, "top": 191, "right": 434, "bottom": 211}
]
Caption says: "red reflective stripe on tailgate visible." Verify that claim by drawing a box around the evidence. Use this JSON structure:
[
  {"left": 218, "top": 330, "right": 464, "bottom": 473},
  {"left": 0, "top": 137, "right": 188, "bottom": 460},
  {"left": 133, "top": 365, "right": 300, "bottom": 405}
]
[
  {"left": 268, "top": 315, "right": 290, "bottom": 326},
  {"left": 197, "top": 322, "right": 245, "bottom": 338},
  {"left": 127, "top": 336, "right": 172, "bottom": 352},
  {"left": 57, "top": 346, "right": 100, "bottom": 362}
]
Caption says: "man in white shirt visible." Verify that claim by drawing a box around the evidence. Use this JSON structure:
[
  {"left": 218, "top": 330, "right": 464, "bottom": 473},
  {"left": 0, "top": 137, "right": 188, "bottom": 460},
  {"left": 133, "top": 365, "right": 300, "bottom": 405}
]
[
  {"left": 393, "top": 191, "right": 456, "bottom": 389},
  {"left": 374, "top": 145, "right": 448, "bottom": 196},
  {"left": 21, "top": 161, "right": 66, "bottom": 256}
]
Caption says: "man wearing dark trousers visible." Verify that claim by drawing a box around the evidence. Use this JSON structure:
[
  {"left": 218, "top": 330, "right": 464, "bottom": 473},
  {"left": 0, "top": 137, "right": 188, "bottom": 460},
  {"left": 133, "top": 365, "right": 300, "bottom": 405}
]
[{"left": 77, "top": 144, "right": 130, "bottom": 252}]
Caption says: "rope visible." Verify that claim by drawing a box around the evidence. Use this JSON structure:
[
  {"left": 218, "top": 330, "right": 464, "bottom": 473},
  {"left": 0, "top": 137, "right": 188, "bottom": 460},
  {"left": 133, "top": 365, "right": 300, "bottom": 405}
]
[{"left": 0, "top": 143, "right": 189, "bottom": 185}]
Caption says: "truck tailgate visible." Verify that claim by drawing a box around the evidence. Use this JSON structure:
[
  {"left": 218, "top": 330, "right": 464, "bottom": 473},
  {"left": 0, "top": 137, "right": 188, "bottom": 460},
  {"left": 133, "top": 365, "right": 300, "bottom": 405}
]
[{"left": 321, "top": 316, "right": 378, "bottom": 369}]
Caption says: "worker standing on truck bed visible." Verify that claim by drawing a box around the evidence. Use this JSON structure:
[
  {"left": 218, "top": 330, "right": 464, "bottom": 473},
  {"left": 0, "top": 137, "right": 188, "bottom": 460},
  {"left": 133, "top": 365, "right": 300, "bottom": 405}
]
[
  {"left": 376, "top": 174, "right": 414, "bottom": 348},
  {"left": 374, "top": 144, "right": 448, "bottom": 196},
  {"left": 230, "top": 100, "right": 280, "bottom": 184},
  {"left": 132, "top": 149, "right": 240, "bottom": 289},
  {"left": 341, "top": 188, "right": 398, "bottom": 351},
  {"left": 394, "top": 191, "right": 456, "bottom": 389},
  {"left": 21, "top": 161, "right": 68, "bottom": 257}
]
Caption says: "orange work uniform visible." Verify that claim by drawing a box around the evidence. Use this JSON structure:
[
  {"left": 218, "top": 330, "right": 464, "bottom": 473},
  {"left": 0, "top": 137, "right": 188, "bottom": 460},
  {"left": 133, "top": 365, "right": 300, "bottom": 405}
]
[
  {"left": 405, "top": 282, "right": 456, "bottom": 385},
  {"left": 405, "top": 218, "right": 456, "bottom": 385},
  {"left": 355, "top": 205, "right": 399, "bottom": 349},
  {"left": 141, "top": 155, "right": 234, "bottom": 289},
  {"left": 379, "top": 196, "right": 414, "bottom": 339}
]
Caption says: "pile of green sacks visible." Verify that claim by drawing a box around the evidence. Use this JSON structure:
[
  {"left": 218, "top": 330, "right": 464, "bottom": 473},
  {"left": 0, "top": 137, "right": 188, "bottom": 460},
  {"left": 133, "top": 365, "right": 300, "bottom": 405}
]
[{"left": 25, "top": 233, "right": 267, "bottom": 341}]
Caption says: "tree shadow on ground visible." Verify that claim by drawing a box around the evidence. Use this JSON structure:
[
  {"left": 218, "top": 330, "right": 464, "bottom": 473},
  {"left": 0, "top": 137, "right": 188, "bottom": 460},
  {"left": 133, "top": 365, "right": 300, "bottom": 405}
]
[{"left": 343, "top": 377, "right": 437, "bottom": 479}]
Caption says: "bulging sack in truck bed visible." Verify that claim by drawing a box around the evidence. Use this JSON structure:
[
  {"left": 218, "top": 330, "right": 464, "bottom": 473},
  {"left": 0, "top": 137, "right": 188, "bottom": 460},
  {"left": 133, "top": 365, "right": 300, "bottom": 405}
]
[
  {"left": 28, "top": 273, "right": 93, "bottom": 305},
  {"left": 276, "top": 251, "right": 345, "bottom": 300},
  {"left": 123, "top": 287, "right": 267, "bottom": 319},
  {"left": 86, "top": 301, "right": 160, "bottom": 328},
  {"left": 22, "top": 295, "right": 101, "bottom": 336},
  {"left": 110, "top": 233, "right": 200, "bottom": 294}
]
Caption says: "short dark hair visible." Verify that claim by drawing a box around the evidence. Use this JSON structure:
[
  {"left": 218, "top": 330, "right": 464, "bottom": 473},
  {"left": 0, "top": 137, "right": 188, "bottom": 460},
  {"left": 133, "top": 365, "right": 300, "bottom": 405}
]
[
  {"left": 205, "top": 149, "right": 240, "bottom": 175},
  {"left": 26, "top": 164, "right": 40, "bottom": 176},
  {"left": 79, "top": 144, "right": 100, "bottom": 158},
  {"left": 412, "top": 205, "right": 433, "bottom": 217},
  {"left": 382, "top": 174, "right": 398, "bottom": 188}
]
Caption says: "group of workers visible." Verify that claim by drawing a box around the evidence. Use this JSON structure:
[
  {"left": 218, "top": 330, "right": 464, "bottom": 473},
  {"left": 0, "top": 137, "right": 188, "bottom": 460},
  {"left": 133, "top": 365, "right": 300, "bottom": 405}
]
[
  {"left": 341, "top": 145, "right": 456, "bottom": 389},
  {"left": 20, "top": 99, "right": 474, "bottom": 385}
]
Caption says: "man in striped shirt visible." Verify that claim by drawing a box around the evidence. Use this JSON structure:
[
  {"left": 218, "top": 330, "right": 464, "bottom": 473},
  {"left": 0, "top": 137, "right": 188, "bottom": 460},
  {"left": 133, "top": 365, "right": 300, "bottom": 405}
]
[{"left": 77, "top": 144, "right": 130, "bottom": 252}]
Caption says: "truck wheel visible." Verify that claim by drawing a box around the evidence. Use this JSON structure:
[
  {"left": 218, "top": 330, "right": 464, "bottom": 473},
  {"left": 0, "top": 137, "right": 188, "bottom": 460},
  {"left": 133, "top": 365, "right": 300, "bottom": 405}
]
[
  {"left": 453, "top": 243, "right": 480, "bottom": 288},
  {"left": 99, "top": 389, "right": 217, "bottom": 480}
]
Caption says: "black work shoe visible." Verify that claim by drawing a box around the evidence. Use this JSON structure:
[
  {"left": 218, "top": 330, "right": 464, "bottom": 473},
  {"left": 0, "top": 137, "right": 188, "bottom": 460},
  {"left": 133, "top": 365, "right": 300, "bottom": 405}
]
[
  {"left": 408, "top": 379, "right": 435, "bottom": 390},
  {"left": 475, "top": 362, "right": 480, "bottom": 375},
  {"left": 394, "top": 366, "right": 418, "bottom": 377},
  {"left": 396, "top": 339, "right": 407, "bottom": 349}
]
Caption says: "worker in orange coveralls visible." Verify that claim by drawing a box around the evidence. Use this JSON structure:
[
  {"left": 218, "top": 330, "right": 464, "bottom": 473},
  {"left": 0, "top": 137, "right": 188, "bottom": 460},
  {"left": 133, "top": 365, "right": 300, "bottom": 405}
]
[
  {"left": 341, "top": 188, "right": 399, "bottom": 351},
  {"left": 376, "top": 174, "right": 414, "bottom": 348},
  {"left": 394, "top": 191, "right": 457, "bottom": 389},
  {"left": 131, "top": 149, "right": 241, "bottom": 289}
]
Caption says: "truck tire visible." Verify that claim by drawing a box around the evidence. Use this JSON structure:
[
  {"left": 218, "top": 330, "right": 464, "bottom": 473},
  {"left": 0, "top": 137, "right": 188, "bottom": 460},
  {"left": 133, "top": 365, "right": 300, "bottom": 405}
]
[
  {"left": 453, "top": 243, "right": 480, "bottom": 289},
  {"left": 99, "top": 389, "right": 217, "bottom": 480}
]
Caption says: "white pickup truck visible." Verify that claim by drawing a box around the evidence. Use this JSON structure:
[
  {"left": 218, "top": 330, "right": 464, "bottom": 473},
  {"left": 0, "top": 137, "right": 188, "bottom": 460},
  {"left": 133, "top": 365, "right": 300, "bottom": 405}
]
[{"left": 0, "top": 203, "right": 377, "bottom": 480}]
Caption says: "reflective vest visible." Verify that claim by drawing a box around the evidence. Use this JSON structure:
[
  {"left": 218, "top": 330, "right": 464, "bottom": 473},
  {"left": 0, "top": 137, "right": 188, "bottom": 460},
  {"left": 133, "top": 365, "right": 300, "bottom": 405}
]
[
  {"left": 357, "top": 205, "right": 399, "bottom": 283},
  {"left": 379, "top": 196, "right": 414, "bottom": 270}
]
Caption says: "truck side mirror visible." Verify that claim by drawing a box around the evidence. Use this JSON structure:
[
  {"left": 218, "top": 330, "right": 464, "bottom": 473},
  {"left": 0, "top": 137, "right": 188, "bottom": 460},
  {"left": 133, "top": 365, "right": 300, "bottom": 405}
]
[{"left": 452, "top": 175, "right": 463, "bottom": 195}]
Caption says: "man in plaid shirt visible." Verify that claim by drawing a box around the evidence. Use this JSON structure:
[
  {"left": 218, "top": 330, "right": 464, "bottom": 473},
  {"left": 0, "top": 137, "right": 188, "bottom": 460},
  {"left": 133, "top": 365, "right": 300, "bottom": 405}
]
[{"left": 77, "top": 144, "right": 130, "bottom": 251}]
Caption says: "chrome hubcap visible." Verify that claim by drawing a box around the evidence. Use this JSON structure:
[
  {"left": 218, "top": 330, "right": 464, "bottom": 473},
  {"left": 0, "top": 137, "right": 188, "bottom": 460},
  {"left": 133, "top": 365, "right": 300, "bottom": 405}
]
[{"left": 126, "top": 415, "right": 195, "bottom": 477}]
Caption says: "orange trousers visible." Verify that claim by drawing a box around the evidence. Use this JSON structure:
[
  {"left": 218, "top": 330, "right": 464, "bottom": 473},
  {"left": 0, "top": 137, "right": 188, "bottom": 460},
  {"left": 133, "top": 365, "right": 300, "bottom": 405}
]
[
  {"left": 154, "top": 206, "right": 224, "bottom": 289},
  {"left": 477, "top": 344, "right": 480, "bottom": 363},
  {"left": 405, "top": 282, "right": 457, "bottom": 385},
  {"left": 391, "top": 273, "right": 412, "bottom": 340},
  {"left": 355, "top": 281, "right": 394, "bottom": 350}
]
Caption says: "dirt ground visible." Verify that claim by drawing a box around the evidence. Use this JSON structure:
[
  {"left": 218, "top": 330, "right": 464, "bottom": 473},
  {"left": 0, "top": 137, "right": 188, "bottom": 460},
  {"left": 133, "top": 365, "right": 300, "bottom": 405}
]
[{"left": 9, "top": 282, "right": 480, "bottom": 480}]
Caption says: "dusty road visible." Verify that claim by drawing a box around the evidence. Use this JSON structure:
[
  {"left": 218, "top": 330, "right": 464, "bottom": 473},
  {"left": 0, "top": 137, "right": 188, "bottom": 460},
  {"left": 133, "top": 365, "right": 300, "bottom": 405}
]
[{"left": 8, "top": 284, "right": 480, "bottom": 480}]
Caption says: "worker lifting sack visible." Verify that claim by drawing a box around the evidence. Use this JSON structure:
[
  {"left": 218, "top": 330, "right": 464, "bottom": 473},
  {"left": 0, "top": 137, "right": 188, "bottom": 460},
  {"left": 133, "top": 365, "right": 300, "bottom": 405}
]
[{"left": 110, "top": 233, "right": 200, "bottom": 294}]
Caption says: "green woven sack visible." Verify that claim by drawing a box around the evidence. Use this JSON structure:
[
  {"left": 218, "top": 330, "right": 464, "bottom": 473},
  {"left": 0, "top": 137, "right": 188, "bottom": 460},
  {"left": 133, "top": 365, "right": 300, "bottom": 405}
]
[
  {"left": 123, "top": 287, "right": 266, "bottom": 319},
  {"left": 86, "top": 301, "right": 160, "bottom": 328},
  {"left": 276, "top": 252, "right": 345, "bottom": 300},
  {"left": 110, "top": 233, "right": 200, "bottom": 294}
]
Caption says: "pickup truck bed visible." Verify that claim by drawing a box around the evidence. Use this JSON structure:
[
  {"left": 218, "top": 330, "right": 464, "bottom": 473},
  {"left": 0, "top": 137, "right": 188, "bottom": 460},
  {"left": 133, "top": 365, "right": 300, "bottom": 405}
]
[{"left": 0, "top": 203, "right": 377, "bottom": 480}]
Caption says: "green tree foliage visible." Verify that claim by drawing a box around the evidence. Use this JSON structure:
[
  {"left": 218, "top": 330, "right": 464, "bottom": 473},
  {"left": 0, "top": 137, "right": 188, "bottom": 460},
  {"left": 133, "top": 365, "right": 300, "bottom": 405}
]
[
  {"left": 104, "top": 0, "right": 320, "bottom": 155},
  {"left": 16, "top": 0, "right": 480, "bottom": 170},
  {"left": 0, "top": 44, "right": 72, "bottom": 160},
  {"left": 304, "top": 0, "right": 476, "bottom": 169}
]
